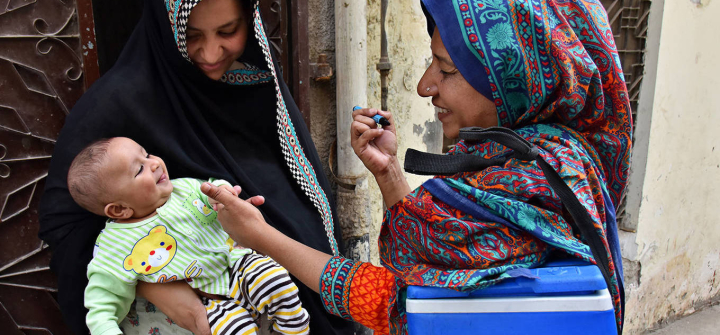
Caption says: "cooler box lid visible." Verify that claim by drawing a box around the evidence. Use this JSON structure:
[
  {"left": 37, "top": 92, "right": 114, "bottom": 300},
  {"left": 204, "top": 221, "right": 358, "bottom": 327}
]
[{"left": 407, "top": 260, "right": 607, "bottom": 299}]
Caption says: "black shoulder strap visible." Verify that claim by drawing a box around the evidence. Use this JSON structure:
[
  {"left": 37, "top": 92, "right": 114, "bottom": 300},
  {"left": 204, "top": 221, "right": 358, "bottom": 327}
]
[{"left": 404, "top": 126, "right": 623, "bottom": 334}]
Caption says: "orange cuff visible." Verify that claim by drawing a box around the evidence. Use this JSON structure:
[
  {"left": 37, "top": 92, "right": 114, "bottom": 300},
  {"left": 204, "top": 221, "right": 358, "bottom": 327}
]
[{"left": 348, "top": 263, "right": 396, "bottom": 335}]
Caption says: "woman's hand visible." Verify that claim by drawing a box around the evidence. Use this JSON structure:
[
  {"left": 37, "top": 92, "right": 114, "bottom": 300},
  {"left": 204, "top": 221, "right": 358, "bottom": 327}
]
[
  {"left": 208, "top": 184, "right": 238, "bottom": 211},
  {"left": 201, "top": 183, "right": 332, "bottom": 293},
  {"left": 350, "top": 108, "right": 411, "bottom": 207},
  {"left": 201, "top": 184, "right": 269, "bottom": 251},
  {"left": 136, "top": 281, "right": 210, "bottom": 335},
  {"left": 351, "top": 108, "right": 398, "bottom": 175}
]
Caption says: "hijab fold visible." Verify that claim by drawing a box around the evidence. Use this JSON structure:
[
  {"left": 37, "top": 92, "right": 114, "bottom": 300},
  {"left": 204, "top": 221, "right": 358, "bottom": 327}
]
[{"left": 421, "top": 0, "right": 632, "bottom": 205}]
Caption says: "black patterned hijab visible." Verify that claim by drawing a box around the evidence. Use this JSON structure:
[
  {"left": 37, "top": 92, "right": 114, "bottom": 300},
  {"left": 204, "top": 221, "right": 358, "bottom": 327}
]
[{"left": 38, "top": 1, "right": 350, "bottom": 333}]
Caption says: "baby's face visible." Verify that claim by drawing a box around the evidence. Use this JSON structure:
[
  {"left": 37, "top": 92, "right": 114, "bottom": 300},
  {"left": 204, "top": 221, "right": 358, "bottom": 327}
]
[{"left": 103, "top": 137, "right": 173, "bottom": 218}]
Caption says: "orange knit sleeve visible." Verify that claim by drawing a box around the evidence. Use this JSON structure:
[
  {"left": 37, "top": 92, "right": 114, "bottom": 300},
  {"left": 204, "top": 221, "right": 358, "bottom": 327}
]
[
  {"left": 348, "top": 262, "right": 395, "bottom": 334},
  {"left": 319, "top": 257, "right": 396, "bottom": 335}
]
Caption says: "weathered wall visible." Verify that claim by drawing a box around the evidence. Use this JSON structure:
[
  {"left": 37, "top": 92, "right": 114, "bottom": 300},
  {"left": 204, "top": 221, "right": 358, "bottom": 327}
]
[
  {"left": 308, "top": 0, "right": 438, "bottom": 265},
  {"left": 624, "top": 0, "right": 720, "bottom": 332},
  {"left": 365, "top": 0, "right": 440, "bottom": 264},
  {"left": 308, "top": 0, "right": 337, "bottom": 189}
]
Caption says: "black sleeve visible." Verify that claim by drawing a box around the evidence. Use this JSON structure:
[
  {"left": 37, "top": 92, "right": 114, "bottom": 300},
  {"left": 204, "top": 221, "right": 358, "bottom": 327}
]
[
  {"left": 37, "top": 96, "right": 110, "bottom": 335},
  {"left": 51, "top": 220, "right": 103, "bottom": 335},
  {"left": 40, "top": 176, "right": 105, "bottom": 334}
]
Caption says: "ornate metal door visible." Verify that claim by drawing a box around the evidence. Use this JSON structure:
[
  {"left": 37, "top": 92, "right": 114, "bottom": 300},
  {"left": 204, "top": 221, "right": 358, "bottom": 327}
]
[
  {"left": 0, "top": 0, "right": 97, "bottom": 333},
  {"left": 0, "top": 0, "right": 306, "bottom": 333}
]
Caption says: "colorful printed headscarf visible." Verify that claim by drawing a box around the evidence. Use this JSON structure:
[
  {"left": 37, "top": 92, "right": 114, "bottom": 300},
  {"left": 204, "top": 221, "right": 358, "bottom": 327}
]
[
  {"left": 378, "top": 0, "right": 632, "bottom": 333},
  {"left": 422, "top": 0, "right": 633, "bottom": 204}
]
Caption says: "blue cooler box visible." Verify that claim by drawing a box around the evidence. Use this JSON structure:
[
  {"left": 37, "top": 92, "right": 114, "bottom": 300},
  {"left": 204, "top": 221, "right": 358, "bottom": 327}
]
[{"left": 405, "top": 260, "right": 617, "bottom": 335}]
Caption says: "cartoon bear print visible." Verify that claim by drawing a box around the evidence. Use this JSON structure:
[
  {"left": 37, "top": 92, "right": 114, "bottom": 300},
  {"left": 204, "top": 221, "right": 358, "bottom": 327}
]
[{"left": 124, "top": 226, "right": 177, "bottom": 275}]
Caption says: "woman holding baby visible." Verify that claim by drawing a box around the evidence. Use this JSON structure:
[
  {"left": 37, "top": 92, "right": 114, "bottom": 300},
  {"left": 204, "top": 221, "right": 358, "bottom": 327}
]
[
  {"left": 40, "top": 0, "right": 353, "bottom": 334},
  {"left": 200, "top": 0, "right": 631, "bottom": 334}
]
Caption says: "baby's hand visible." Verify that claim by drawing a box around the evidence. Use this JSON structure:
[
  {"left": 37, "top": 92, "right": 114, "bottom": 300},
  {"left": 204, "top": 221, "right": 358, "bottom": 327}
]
[{"left": 209, "top": 184, "right": 238, "bottom": 210}]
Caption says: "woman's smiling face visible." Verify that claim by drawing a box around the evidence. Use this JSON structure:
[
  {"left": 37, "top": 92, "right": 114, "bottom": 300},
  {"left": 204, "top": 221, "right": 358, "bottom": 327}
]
[
  {"left": 186, "top": 0, "right": 249, "bottom": 80},
  {"left": 417, "top": 28, "right": 498, "bottom": 139}
]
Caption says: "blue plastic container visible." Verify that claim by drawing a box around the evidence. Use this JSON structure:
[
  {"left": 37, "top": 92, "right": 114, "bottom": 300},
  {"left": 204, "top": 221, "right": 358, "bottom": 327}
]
[{"left": 405, "top": 260, "right": 617, "bottom": 335}]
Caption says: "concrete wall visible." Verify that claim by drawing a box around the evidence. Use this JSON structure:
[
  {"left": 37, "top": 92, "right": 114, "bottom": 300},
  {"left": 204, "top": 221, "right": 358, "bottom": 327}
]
[
  {"left": 307, "top": 0, "right": 337, "bottom": 188},
  {"left": 308, "top": 0, "right": 438, "bottom": 265},
  {"left": 365, "top": 0, "right": 440, "bottom": 264},
  {"left": 624, "top": 0, "right": 720, "bottom": 332}
]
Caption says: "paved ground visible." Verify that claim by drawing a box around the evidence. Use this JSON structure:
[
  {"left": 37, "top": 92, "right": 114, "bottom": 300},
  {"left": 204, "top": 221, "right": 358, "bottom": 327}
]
[{"left": 645, "top": 304, "right": 720, "bottom": 334}]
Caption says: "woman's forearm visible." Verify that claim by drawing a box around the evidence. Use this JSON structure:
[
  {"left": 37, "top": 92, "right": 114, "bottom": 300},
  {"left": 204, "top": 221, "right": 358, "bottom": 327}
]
[
  {"left": 202, "top": 183, "right": 334, "bottom": 293},
  {"left": 374, "top": 157, "right": 412, "bottom": 208},
  {"left": 250, "top": 224, "right": 332, "bottom": 293}
]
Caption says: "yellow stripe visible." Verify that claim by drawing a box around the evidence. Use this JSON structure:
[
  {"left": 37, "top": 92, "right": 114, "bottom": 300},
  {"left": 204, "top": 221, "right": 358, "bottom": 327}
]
[
  {"left": 240, "top": 326, "right": 260, "bottom": 335},
  {"left": 257, "top": 286, "right": 298, "bottom": 311},
  {"left": 231, "top": 257, "right": 274, "bottom": 297},
  {"left": 249, "top": 267, "right": 284, "bottom": 292},
  {"left": 273, "top": 323, "right": 310, "bottom": 335},
  {"left": 230, "top": 280, "right": 241, "bottom": 299},
  {"left": 212, "top": 308, "right": 253, "bottom": 335},
  {"left": 205, "top": 300, "right": 217, "bottom": 311},
  {"left": 273, "top": 308, "right": 303, "bottom": 316},
  {"left": 243, "top": 256, "right": 273, "bottom": 274}
]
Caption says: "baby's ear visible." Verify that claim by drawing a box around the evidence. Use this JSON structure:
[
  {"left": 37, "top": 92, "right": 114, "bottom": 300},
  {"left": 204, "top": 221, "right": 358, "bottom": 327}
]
[{"left": 104, "top": 203, "right": 134, "bottom": 220}]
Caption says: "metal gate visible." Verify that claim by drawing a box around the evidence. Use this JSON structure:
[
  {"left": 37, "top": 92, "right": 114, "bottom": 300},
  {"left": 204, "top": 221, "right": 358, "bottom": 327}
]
[{"left": 0, "top": 0, "right": 96, "bottom": 332}]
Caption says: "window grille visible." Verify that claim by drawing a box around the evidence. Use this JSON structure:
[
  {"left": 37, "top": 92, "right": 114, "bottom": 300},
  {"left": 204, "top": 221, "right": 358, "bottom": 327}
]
[{"left": 600, "top": 0, "right": 652, "bottom": 231}]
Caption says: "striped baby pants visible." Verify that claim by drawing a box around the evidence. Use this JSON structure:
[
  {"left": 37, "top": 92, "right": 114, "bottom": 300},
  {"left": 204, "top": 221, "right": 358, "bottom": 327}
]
[{"left": 203, "top": 253, "right": 310, "bottom": 335}]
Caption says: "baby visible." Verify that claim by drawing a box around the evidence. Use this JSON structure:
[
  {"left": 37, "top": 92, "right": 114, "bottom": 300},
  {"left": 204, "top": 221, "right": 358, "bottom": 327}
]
[{"left": 68, "top": 137, "right": 309, "bottom": 335}]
